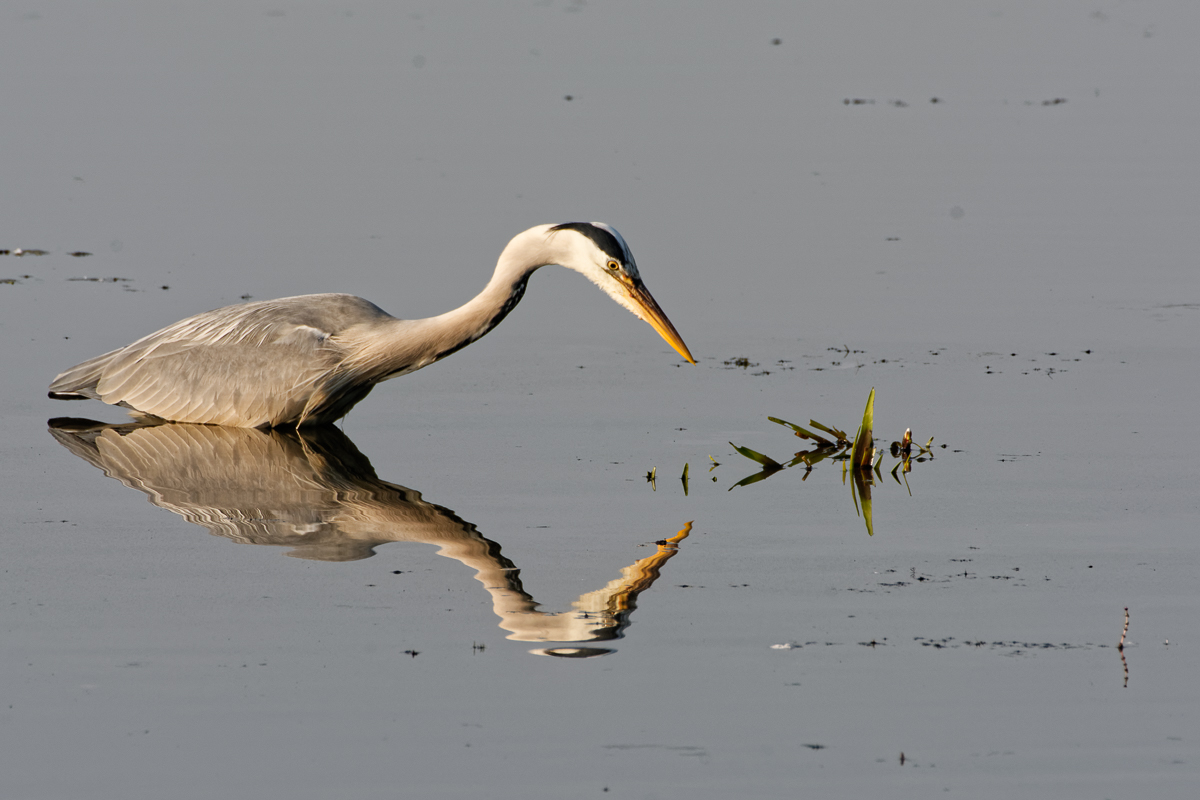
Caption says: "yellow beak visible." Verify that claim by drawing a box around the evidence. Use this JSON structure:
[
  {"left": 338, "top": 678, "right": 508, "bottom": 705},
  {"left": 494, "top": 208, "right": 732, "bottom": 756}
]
[{"left": 628, "top": 281, "right": 695, "bottom": 364}]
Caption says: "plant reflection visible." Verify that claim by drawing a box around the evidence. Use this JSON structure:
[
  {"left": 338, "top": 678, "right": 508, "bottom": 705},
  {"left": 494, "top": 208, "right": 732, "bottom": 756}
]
[{"left": 48, "top": 418, "right": 691, "bottom": 657}]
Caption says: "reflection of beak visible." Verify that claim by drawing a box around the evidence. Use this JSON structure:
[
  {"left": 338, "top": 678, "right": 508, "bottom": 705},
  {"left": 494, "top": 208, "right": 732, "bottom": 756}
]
[{"left": 629, "top": 280, "right": 695, "bottom": 364}]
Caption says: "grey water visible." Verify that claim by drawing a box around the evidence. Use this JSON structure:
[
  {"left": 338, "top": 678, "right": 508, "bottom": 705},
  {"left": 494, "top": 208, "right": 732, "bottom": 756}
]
[{"left": 3, "top": 2, "right": 1198, "bottom": 798}]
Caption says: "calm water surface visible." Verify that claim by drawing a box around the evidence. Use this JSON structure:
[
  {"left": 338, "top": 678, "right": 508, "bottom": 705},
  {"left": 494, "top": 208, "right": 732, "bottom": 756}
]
[{"left": 2, "top": 3, "right": 1197, "bottom": 798}]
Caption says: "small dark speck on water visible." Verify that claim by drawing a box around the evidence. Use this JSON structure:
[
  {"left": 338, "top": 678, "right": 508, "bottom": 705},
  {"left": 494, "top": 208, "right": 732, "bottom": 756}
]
[
  {"left": 241, "top": 293, "right": 252, "bottom": 300},
  {"left": 69, "top": 251, "right": 92, "bottom": 257},
  {"left": 771, "top": 38, "right": 782, "bottom": 45},
  {"left": 563, "top": 94, "right": 573, "bottom": 101}
]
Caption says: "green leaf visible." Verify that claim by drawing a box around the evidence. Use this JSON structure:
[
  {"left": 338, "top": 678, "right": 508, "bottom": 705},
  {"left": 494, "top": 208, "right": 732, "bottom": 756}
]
[
  {"left": 850, "top": 388, "right": 876, "bottom": 469},
  {"left": 784, "top": 445, "right": 845, "bottom": 469},
  {"left": 809, "top": 419, "right": 849, "bottom": 442},
  {"left": 768, "top": 416, "right": 834, "bottom": 446},
  {"left": 728, "top": 442, "right": 782, "bottom": 469}
]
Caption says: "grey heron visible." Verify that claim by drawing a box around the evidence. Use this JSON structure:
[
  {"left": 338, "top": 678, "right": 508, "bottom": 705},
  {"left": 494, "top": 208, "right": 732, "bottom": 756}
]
[{"left": 49, "top": 222, "right": 694, "bottom": 428}]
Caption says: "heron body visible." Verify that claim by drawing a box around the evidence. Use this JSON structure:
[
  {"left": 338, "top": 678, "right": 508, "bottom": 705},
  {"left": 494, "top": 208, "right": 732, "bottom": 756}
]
[{"left": 49, "top": 223, "right": 694, "bottom": 428}]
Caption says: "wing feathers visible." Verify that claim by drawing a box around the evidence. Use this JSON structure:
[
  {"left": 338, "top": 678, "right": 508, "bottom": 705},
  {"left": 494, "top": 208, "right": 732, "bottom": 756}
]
[{"left": 49, "top": 294, "right": 394, "bottom": 427}]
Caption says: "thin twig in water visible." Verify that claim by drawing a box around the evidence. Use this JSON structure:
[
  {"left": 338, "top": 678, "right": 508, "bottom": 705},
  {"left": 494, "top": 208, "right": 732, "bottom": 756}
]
[{"left": 1119, "top": 607, "right": 1130, "bottom": 688}]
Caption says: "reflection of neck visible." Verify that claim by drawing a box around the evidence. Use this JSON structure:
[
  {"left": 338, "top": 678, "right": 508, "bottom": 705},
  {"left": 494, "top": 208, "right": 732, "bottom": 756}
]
[
  {"left": 438, "top": 523, "right": 692, "bottom": 643},
  {"left": 50, "top": 420, "right": 692, "bottom": 646}
]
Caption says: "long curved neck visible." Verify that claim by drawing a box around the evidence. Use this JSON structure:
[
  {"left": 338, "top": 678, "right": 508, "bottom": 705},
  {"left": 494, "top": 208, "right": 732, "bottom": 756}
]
[
  {"left": 424, "top": 242, "right": 545, "bottom": 358},
  {"left": 423, "top": 224, "right": 568, "bottom": 355},
  {"left": 354, "top": 225, "right": 566, "bottom": 378}
]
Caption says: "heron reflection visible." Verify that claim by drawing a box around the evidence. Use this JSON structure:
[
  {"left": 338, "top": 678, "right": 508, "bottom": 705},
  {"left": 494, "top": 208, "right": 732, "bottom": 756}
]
[{"left": 48, "top": 419, "right": 690, "bottom": 653}]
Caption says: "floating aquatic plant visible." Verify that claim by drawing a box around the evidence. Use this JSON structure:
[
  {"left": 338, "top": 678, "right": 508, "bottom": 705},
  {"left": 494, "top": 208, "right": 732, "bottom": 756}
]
[{"left": 727, "top": 388, "right": 941, "bottom": 535}]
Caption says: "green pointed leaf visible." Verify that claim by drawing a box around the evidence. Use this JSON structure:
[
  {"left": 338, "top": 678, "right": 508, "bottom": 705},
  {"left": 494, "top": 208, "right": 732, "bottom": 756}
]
[
  {"left": 729, "top": 442, "right": 782, "bottom": 469},
  {"left": 769, "top": 416, "right": 834, "bottom": 446},
  {"left": 809, "top": 419, "right": 849, "bottom": 442},
  {"left": 785, "top": 445, "right": 845, "bottom": 469},
  {"left": 850, "top": 388, "right": 876, "bottom": 469}
]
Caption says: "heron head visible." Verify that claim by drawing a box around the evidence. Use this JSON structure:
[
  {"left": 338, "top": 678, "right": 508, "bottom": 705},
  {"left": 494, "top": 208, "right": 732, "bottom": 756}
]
[{"left": 546, "top": 222, "right": 695, "bottom": 364}]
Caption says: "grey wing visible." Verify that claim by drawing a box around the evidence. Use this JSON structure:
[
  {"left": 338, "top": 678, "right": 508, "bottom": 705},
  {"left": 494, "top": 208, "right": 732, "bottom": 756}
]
[{"left": 49, "top": 295, "right": 383, "bottom": 427}]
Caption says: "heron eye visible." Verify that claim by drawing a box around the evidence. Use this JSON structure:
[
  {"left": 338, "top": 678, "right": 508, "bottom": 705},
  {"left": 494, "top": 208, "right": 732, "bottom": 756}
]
[{"left": 606, "top": 260, "right": 621, "bottom": 272}]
